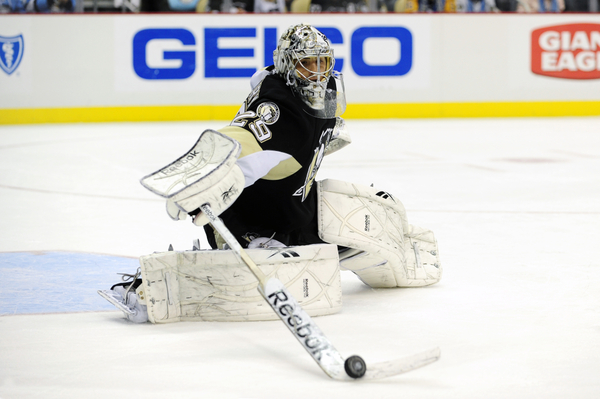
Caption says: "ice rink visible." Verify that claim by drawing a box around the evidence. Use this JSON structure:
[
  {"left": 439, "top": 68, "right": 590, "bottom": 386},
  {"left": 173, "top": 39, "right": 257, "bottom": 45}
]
[{"left": 1, "top": 117, "right": 599, "bottom": 399}]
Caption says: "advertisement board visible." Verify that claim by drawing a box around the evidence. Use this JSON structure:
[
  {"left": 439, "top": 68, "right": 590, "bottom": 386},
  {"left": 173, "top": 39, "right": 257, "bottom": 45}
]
[
  {"left": 0, "top": 14, "right": 599, "bottom": 123},
  {"left": 112, "top": 15, "right": 431, "bottom": 101},
  {"left": 531, "top": 23, "right": 600, "bottom": 80}
]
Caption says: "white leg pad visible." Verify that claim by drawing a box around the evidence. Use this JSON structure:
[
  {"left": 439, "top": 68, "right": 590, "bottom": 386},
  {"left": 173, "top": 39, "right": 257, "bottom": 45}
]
[
  {"left": 317, "top": 179, "right": 442, "bottom": 288},
  {"left": 404, "top": 224, "right": 442, "bottom": 287},
  {"left": 137, "top": 243, "right": 342, "bottom": 323}
]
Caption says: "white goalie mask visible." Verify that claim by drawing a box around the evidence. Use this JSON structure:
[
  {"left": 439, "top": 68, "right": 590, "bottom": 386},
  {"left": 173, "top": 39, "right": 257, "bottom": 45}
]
[{"left": 273, "top": 24, "right": 346, "bottom": 119}]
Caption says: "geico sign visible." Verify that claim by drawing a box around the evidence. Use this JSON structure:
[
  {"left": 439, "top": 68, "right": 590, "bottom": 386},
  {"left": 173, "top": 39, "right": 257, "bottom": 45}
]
[
  {"left": 531, "top": 23, "right": 600, "bottom": 79},
  {"left": 132, "top": 27, "right": 413, "bottom": 80}
]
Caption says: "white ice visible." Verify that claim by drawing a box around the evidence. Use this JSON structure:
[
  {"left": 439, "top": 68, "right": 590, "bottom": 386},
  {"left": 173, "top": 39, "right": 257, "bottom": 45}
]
[{"left": 1, "top": 117, "right": 599, "bottom": 398}]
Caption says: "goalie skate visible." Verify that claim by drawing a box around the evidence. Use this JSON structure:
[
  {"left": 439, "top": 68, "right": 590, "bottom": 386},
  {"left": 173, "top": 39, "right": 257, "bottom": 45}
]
[{"left": 97, "top": 289, "right": 136, "bottom": 316}]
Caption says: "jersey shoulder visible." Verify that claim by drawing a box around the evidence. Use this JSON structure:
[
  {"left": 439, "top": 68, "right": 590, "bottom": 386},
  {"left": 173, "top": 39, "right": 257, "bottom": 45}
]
[
  {"left": 237, "top": 73, "right": 317, "bottom": 154},
  {"left": 254, "top": 74, "right": 299, "bottom": 109}
]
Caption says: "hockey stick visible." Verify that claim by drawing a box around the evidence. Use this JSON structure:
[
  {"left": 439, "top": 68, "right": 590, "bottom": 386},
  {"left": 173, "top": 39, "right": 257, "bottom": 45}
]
[{"left": 200, "top": 203, "right": 441, "bottom": 380}]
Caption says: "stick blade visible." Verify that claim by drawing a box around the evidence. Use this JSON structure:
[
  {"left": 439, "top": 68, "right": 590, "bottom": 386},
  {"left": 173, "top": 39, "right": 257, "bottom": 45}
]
[{"left": 362, "top": 347, "right": 441, "bottom": 380}]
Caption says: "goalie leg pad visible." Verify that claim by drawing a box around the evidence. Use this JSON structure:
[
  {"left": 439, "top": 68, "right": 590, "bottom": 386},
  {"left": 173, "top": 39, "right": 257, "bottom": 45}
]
[
  {"left": 404, "top": 224, "right": 442, "bottom": 287},
  {"left": 138, "top": 243, "right": 342, "bottom": 323},
  {"left": 317, "top": 179, "right": 441, "bottom": 288}
]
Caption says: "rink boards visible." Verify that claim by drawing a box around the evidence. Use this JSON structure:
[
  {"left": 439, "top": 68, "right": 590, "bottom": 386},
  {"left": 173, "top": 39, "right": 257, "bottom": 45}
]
[{"left": 1, "top": 13, "right": 600, "bottom": 123}]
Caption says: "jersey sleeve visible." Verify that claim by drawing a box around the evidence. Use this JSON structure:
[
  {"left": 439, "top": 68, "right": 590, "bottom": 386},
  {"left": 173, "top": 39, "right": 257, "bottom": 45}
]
[
  {"left": 220, "top": 76, "right": 310, "bottom": 186},
  {"left": 218, "top": 125, "right": 301, "bottom": 187}
]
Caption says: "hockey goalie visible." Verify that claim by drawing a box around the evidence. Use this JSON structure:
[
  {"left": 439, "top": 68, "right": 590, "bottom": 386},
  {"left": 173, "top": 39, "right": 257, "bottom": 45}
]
[{"left": 99, "top": 23, "right": 442, "bottom": 324}]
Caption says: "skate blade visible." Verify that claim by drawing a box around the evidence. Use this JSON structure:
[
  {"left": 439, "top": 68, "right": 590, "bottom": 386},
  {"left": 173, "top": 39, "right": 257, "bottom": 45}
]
[{"left": 97, "top": 289, "right": 136, "bottom": 316}]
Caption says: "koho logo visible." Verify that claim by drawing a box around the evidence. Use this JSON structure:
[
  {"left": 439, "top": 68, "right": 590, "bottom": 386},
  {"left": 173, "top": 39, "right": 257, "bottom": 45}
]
[{"left": 531, "top": 23, "right": 600, "bottom": 79}]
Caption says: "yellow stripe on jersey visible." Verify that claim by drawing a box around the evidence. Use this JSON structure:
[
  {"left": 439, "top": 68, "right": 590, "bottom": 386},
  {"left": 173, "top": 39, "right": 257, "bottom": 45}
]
[
  {"left": 218, "top": 126, "right": 302, "bottom": 181},
  {"left": 262, "top": 157, "right": 302, "bottom": 181}
]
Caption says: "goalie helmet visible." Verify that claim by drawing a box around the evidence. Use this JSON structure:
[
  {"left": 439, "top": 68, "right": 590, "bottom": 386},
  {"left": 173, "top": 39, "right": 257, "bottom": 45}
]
[{"left": 273, "top": 24, "right": 345, "bottom": 117}]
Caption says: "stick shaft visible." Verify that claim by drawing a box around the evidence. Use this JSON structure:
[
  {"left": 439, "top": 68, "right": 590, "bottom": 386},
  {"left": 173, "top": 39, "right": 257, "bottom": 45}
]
[
  {"left": 200, "top": 203, "right": 347, "bottom": 379},
  {"left": 200, "top": 204, "right": 267, "bottom": 285}
]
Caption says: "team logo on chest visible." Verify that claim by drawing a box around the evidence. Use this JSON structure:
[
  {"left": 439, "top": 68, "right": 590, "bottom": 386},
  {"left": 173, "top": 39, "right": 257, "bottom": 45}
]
[
  {"left": 0, "top": 35, "right": 24, "bottom": 76},
  {"left": 293, "top": 127, "right": 333, "bottom": 202},
  {"left": 256, "top": 102, "right": 280, "bottom": 125}
]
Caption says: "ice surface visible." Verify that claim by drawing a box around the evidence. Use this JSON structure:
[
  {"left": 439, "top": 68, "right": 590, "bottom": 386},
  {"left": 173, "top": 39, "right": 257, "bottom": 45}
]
[
  {"left": 0, "top": 252, "right": 138, "bottom": 315},
  {"left": 0, "top": 118, "right": 599, "bottom": 398}
]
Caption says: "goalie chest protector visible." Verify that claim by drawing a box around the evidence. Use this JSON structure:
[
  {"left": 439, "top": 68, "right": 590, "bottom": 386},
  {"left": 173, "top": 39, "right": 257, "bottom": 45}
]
[{"left": 218, "top": 73, "right": 337, "bottom": 239}]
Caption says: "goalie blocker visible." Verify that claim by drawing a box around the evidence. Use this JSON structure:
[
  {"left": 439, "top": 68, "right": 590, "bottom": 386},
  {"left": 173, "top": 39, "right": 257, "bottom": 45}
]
[{"left": 140, "top": 129, "right": 246, "bottom": 227}]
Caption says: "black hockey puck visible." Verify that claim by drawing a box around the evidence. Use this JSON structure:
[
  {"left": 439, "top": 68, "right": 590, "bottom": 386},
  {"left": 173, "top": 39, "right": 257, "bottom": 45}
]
[{"left": 344, "top": 355, "right": 367, "bottom": 379}]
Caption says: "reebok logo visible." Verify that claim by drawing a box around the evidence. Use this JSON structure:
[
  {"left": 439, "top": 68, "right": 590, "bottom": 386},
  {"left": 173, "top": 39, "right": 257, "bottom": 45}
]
[
  {"left": 268, "top": 250, "right": 300, "bottom": 259},
  {"left": 376, "top": 191, "right": 395, "bottom": 202},
  {"left": 160, "top": 150, "right": 201, "bottom": 175},
  {"left": 531, "top": 23, "right": 600, "bottom": 79},
  {"left": 221, "top": 185, "right": 238, "bottom": 203},
  {"left": 267, "top": 288, "right": 329, "bottom": 359}
]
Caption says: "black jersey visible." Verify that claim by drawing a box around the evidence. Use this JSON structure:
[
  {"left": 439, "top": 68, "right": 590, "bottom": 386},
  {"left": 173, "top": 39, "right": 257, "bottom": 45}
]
[{"left": 206, "top": 70, "right": 337, "bottom": 248}]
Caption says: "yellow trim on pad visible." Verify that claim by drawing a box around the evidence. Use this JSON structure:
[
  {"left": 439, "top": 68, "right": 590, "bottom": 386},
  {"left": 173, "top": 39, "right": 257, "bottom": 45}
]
[{"left": 1, "top": 101, "right": 599, "bottom": 125}]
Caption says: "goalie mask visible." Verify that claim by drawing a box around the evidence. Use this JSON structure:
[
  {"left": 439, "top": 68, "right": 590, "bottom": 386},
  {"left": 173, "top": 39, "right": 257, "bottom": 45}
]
[{"left": 273, "top": 24, "right": 346, "bottom": 119}]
